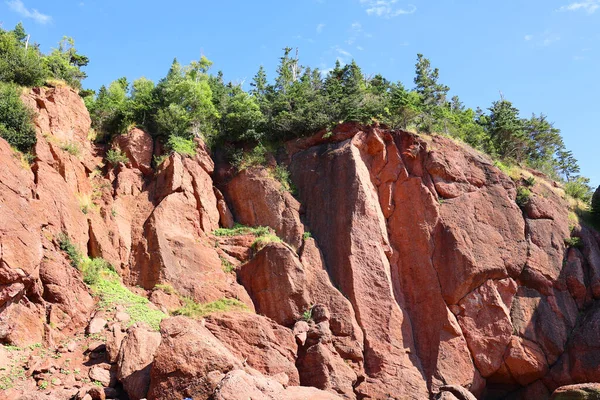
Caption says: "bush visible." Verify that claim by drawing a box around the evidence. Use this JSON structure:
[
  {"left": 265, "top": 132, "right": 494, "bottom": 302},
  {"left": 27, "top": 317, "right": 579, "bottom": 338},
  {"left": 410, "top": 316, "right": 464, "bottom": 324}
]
[
  {"left": 564, "top": 237, "right": 583, "bottom": 249},
  {"left": 106, "top": 148, "right": 129, "bottom": 165},
  {"left": 166, "top": 135, "right": 196, "bottom": 157},
  {"left": 523, "top": 176, "right": 536, "bottom": 187},
  {"left": 60, "top": 141, "right": 80, "bottom": 156},
  {"left": 516, "top": 186, "right": 531, "bottom": 208},
  {"left": 0, "top": 82, "right": 36, "bottom": 152},
  {"left": 271, "top": 165, "right": 296, "bottom": 194},
  {"left": 232, "top": 144, "right": 267, "bottom": 170},
  {"left": 565, "top": 177, "right": 593, "bottom": 203},
  {"left": 592, "top": 186, "right": 600, "bottom": 218},
  {"left": 57, "top": 233, "right": 83, "bottom": 268}
]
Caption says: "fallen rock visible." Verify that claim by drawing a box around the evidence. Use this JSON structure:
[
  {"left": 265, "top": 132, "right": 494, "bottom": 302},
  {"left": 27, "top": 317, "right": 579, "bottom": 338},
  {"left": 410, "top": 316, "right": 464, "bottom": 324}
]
[{"left": 117, "top": 326, "right": 162, "bottom": 400}]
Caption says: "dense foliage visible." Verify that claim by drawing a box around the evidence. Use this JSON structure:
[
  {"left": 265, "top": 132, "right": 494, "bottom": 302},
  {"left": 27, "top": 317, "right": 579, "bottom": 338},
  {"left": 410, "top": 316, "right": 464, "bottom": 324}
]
[
  {"left": 592, "top": 187, "right": 600, "bottom": 218},
  {"left": 0, "top": 82, "right": 36, "bottom": 152},
  {"left": 0, "top": 23, "right": 88, "bottom": 152},
  {"left": 84, "top": 48, "right": 592, "bottom": 201}
]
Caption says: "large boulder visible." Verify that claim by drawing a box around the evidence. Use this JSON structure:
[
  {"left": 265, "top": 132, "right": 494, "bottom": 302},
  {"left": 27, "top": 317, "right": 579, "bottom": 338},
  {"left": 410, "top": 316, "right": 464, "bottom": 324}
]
[
  {"left": 117, "top": 326, "right": 162, "bottom": 400},
  {"left": 205, "top": 312, "right": 299, "bottom": 385},
  {"left": 147, "top": 317, "right": 244, "bottom": 399},
  {"left": 113, "top": 128, "right": 154, "bottom": 176}
]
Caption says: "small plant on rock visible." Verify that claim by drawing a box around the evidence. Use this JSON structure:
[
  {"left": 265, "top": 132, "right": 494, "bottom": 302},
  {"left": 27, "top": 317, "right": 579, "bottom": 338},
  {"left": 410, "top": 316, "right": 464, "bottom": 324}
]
[
  {"left": 302, "top": 305, "right": 314, "bottom": 322},
  {"left": 564, "top": 237, "right": 583, "bottom": 249},
  {"left": 106, "top": 148, "right": 129, "bottom": 165},
  {"left": 516, "top": 186, "right": 531, "bottom": 208},
  {"left": 60, "top": 141, "right": 80, "bottom": 156}
]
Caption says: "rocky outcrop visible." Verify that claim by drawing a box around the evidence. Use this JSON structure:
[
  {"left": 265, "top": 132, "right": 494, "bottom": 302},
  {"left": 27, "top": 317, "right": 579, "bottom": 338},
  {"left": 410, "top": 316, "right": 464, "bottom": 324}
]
[{"left": 3, "top": 87, "right": 600, "bottom": 400}]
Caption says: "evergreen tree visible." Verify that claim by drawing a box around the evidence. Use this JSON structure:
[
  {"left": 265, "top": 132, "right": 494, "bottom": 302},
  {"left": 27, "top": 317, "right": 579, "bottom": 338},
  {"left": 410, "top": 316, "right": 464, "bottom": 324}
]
[{"left": 486, "top": 99, "right": 528, "bottom": 161}]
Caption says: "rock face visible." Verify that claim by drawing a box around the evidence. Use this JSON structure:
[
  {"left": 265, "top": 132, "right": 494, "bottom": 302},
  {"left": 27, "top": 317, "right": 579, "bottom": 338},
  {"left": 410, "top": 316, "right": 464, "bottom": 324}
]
[{"left": 3, "top": 87, "right": 600, "bottom": 400}]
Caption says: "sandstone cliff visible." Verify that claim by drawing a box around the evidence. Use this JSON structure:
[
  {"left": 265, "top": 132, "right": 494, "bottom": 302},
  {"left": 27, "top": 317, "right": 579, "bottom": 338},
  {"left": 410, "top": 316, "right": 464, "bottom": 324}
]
[{"left": 1, "top": 87, "right": 599, "bottom": 400}]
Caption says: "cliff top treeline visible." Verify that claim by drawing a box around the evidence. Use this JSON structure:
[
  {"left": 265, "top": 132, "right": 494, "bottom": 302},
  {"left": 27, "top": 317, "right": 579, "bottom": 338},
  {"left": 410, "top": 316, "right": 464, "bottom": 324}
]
[{"left": 0, "top": 23, "right": 596, "bottom": 206}]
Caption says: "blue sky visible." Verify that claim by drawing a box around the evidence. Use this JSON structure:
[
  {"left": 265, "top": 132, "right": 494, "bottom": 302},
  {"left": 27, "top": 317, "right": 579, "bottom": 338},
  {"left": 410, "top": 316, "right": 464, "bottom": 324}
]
[{"left": 1, "top": 0, "right": 598, "bottom": 187}]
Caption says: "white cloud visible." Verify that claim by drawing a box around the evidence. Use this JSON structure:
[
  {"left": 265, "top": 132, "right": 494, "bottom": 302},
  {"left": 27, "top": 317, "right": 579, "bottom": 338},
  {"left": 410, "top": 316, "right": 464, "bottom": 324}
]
[
  {"left": 525, "top": 31, "right": 560, "bottom": 47},
  {"left": 357, "top": 45, "right": 364, "bottom": 51},
  {"left": 359, "top": 0, "right": 416, "bottom": 18},
  {"left": 335, "top": 47, "right": 352, "bottom": 57},
  {"left": 6, "top": 0, "right": 51, "bottom": 24},
  {"left": 316, "top": 23, "right": 326, "bottom": 33},
  {"left": 558, "top": 0, "right": 600, "bottom": 14}
]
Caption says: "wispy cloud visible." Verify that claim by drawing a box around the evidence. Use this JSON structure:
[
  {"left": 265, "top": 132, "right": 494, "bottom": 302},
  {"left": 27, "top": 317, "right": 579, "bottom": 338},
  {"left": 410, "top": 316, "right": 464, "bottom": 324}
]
[
  {"left": 6, "top": 0, "right": 51, "bottom": 24},
  {"left": 524, "top": 31, "right": 561, "bottom": 47},
  {"left": 359, "top": 0, "right": 416, "bottom": 18},
  {"left": 558, "top": 0, "right": 600, "bottom": 14},
  {"left": 335, "top": 46, "right": 352, "bottom": 57},
  {"left": 316, "top": 23, "right": 326, "bottom": 34}
]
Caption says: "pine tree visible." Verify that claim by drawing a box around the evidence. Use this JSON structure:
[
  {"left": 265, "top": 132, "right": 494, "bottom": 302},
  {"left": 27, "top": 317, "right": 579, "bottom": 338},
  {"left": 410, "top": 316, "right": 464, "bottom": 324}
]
[{"left": 592, "top": 186, "right": 600, "bottom": 217}]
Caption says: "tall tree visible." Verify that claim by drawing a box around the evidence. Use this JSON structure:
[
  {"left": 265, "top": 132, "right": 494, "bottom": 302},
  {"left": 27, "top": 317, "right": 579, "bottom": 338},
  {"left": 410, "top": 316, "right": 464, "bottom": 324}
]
[{"left": 486, "top": 99, "right": 528, "bottom": 161}]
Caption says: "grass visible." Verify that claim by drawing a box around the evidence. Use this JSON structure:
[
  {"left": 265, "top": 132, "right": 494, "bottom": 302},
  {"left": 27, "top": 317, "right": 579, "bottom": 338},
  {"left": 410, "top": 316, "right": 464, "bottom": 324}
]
[
  {"left": 106, "top": 148, "right": 129, "bottom": 165},
  {"left": 252, "top": 233, "right": 282, "bottom": 250},
  {"left": 172, "top": 297, "right": 248, "bottom": 319},
  {"left": 302, "top": 231, "right": 312, "bottom": 240},
  {"left": 220, "top": 256, "right": 235, "bottom": 273},
  {"left": 153, "top": 154, "right": 168, "bottom": 168},
  {"left": 91, "top": 269, "right": 166, "bottom": 330},
  {"left": 213, "top": 223, "right": 271, "bottom": 237},
  {"left": 60, "top": 141, "right": 80, "bottom": 156},
  {"left": 212, "top": 224, "right": 283, "bottom": 251},
  {"left": 58, "top": 232, "right": 166, "bottom": 330},
  {"left": 154, "top": 283, "right": 177, "bottom": 295}
]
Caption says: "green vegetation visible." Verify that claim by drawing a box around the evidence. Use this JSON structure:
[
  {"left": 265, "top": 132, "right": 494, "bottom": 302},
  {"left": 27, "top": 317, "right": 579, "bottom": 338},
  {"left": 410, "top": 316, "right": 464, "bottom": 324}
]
[
  {"left": 58, "top": 232, "right": 166, "bottom": 330},
  {"left": 0, "top": 82, "right": 36, "bottom": 152},
  {"left": 172, "top": 297, "right": 248, "bottom": 318},
  {"left": 90, "top": 269, "right": 166, "bottom": 330},
  {"left": 212, "top": 223, "right": 282, "bottom": 250},
  {"left": 303, "top": 231, "right": 312, "bottom": 240},
  {"left": 516, "top": 186, "right": 531, "bottom": 208},
  {"left": 524, "top": 176, "right": 536, "bottom": 187},
  {"left": 60, "top": 141, "right": 80, "bottom": 156},
  {"left": 592, "top": 187, "right": 600, "bottom": 220},
  {"left": 302, "top": 305, "right": 313, "bottom": 322},
  {"left": 270, "top": 165, "right": 296, "bottom": 194},
  {"left": 565, "top": 177, "right": 594, "bottom": 203},
  {"left": 213, "top": 223, "right": 271, "bottom": 237},
  {"left": 154, "top": 283, "right": 176, "bottom": 294},
  {"left": 166, "top": 135, "right": 196, "bottom": 157},
  {"left": 251, "top": 233, "right": 282, "bottom": 250},
  {"left": 0, "top": 23, "right": 88, "bottom": 88},
  {"left": 564, "top": 237, "right": 583, "bottom": 249},
  {"left": 105, "top": 148, "right": 129, "bottom": 165},
  {"left": 220, "top": 256, "right": 235, "bottom": 273},
  {"left": 81, "top": 48, "right": 591, "bottom": 210}
]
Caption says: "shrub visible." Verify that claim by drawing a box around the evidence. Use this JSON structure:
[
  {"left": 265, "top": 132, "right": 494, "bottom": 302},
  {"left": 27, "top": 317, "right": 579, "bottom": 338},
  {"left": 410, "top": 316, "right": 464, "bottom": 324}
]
[
  {"left": 0, "top": 82, "right": 36, "bottom": 152},
  {"left": 303, "top": 232, "right": 312, "bottom": 240},
  {"left": 232, "top": 144, "right": 267, "bottom": 170},
  {"left": 564, "top": 237, "right": 583, "bottom": 249},
  {"left": 57, "top": 233, "right": 83, "bottom": 268},
  {"left": 302, "top": 305, "right": 313, "bottom": 322},
  {"left": 565, "top": 177, "right": 593, "bottom": 203},
  {"left": 523, "top": 176, "right": 536, "bottom": 187},
  {"left": 106, "top": 148, "right": 129, "bottom": 165},
  {"left": 271, "top": 165, "right": 296, "bottom": 194},
  {"left": 516, "top": 186, "right": 531, "bottom": 208},
  {"left": 220, "top": 256, "right": 235, "bottom": 273},
  {"left": 592, "top": 186, "right": 600, "bottom": 218},
  {"left": 60, "top": 141, "right": 80, "bottom": 156},
  {"left": 172, "top": 297, "right": 248, "bottom": 319},
  {"left": 166, "top": 135, "right": 196, "bottom": 157}
]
